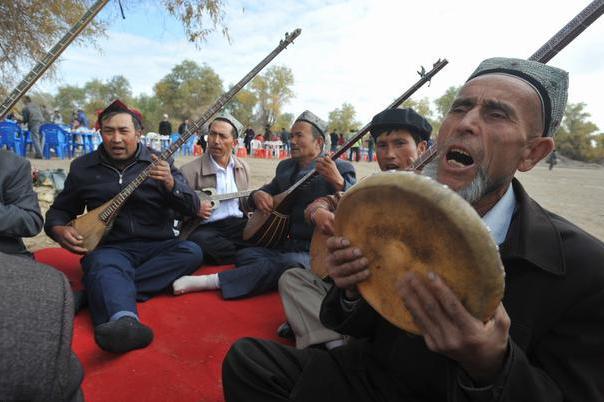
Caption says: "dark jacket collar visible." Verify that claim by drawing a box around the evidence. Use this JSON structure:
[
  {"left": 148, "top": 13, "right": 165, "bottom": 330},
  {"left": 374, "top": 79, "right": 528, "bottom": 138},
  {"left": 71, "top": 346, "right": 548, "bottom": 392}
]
[{"left": 499, "top": 178, "right": 566, "bottom": 275}]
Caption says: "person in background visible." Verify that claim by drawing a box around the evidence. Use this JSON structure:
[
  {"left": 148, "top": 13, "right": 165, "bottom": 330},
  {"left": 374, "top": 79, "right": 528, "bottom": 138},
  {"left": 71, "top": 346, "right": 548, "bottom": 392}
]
[
  {"left": 244, "top": 128, "right": 255, "bottom": 155},
  {"left": 21, "top": 96, "right": 45, "bottom": 159},
  {"left": 280, "top": 127, "right": 291, "bottom": 154},
  {"left": 329, "top": 131, "right": 338, "bottom": 153},
  {"left": 51, "top": 109, "right": 64, "bottom": 125},
  {"left": 76, "top": 108, "right": 90, "bottom": 129},
  {"left": 159, "top": 114, "right": 172, "bottom": 136},
  {"left": 178, "top": 119, "right": 190, "bottom": 136}
]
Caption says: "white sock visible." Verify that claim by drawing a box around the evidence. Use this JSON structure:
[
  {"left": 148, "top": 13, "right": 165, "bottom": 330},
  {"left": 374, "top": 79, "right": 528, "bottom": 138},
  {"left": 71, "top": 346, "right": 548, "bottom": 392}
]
[
  {"left": 325, "top": 339, "right": 347, "bottom": 350},
  {"left": 172, "top": 274, "right": 220, "bottom": 295}
]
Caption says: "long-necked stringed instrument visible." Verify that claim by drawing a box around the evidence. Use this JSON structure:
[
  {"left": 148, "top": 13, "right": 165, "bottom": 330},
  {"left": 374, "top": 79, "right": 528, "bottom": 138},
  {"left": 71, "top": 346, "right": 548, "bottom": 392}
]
[
  {"left": 0, "top": 0, "right": 110, "bottom": 118},
  {"left": 310, "top": 0, "right": 604, "bottom": 281},
  {"left": 242, "top": 59, "right": 448, "bottom": 248},
  {"left": 178, "top": 188, "right": 257, "bottom": 239},
  {"left": 70, "top": 29, "right": 302, "bottom": 252}
]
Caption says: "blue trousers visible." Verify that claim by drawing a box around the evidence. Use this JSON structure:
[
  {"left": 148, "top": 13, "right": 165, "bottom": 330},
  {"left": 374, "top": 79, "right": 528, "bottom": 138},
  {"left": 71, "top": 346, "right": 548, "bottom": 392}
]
[
  {"left": 218, "top": 247, "right": 310, "bottom": 299},
  {"left": 81, "top": 239, "right": 202, "bottom": 326}
]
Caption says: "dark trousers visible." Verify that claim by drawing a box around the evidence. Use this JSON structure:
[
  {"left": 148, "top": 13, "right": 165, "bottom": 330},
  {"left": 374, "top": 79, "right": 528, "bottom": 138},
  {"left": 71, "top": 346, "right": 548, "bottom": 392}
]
[
  {"left": 187, "top": 217, "right": 247, "bottom": 265},
  {"left": 348, "top": 147, "right": 360, "bottom": 162},
  {"left": 223, "top": 338, "right": 357, "bottom": 402},
  {"left": 81, "top": 239, "right": 202, "bottom": 326},
  {"left": 218, "top": 247, "right": 310, "bottom": 299}
]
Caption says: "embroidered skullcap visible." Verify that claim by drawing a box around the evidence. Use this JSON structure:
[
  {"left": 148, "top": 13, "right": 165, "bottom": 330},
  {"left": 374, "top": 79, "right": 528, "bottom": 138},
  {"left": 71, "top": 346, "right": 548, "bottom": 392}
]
[
  {"left": 97, "top": 99, "right": 143, "bottom": 130},
  {"left": 468, "top": 57, "right": 568, "bottom": 137},
  {"left": 213, "top": 112, "right": 244, "bottom": 138},
  {"left": 370, "top": 108, "right": 432, "bottom": 142},
  {"left": 295, "top": 110, "right": 328, "bottom": 137}
]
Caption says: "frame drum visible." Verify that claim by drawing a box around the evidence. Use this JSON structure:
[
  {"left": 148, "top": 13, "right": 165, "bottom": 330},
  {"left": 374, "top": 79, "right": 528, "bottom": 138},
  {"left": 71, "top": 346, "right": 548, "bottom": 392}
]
[{"left": 334, "top": 171, "right": 505, "bottom": 334}]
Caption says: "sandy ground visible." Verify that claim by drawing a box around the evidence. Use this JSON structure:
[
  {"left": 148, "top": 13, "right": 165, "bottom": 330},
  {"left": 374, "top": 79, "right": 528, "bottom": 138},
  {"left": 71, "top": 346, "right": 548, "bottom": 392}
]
[{"left": 24, "top": 155, "right": 604, "bottom": 251}]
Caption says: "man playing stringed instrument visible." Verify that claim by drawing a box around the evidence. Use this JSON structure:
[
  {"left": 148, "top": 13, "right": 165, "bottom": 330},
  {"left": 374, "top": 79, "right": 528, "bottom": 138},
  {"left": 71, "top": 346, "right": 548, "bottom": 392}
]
[
  {"left": 278, "top": 108, "right": 431, "bottom": 350},
  {"left": 45, "top": 100, "right": 202, "bottom": 354},
  {"left": 172, "top": 110, "right": 356, "bottom": 298},
  {"left": 222, "top": 58, "right": 604, "bottom": 401},
  {"left": 174, "top": 112, "right": 252, "bottom": 269}
]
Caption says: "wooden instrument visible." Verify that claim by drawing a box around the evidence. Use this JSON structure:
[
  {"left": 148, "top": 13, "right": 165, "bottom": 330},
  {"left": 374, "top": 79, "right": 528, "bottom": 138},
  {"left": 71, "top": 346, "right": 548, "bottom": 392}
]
[
  {"left": 310, "top": 147, "right": 437, "bottom": 279},
  {"left": 337, "top": 172, "right": 505, "bottom": 334},
  {"left": 70, "top": 29, "right": 302, "bottom": 252},
  {"left": 242, "top": 59, "right": 449, "bottom": 248},
  {"left": 0, "top": 0, "right": 109, "bottom": 118},
  {"left": 178, "top": 187, "right": 255, "bottom": 239}
]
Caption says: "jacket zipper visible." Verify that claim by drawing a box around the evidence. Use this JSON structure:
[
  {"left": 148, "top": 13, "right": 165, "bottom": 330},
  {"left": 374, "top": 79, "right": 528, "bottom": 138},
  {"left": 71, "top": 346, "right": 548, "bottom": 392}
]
[{"left": 102, "top": 161, "right": 139, "bottom": 234}]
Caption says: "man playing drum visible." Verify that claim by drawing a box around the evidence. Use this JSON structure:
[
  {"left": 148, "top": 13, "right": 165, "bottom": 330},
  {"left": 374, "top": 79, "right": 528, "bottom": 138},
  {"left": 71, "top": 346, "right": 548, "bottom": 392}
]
[
  {"left": 172, "top": 111, "right": 356, "bottom": 299},
  {"left": 222, "top": 58, "right": 604, "bottom": 401},
  {"left": 278, "top": 108, "right": 431, "bottom": 350},
  {"left": 45, "top": 100, "right": 203, "bottom": 354},
  {"left": 174, "top": 112, "right": 252, "bottom": 269}
]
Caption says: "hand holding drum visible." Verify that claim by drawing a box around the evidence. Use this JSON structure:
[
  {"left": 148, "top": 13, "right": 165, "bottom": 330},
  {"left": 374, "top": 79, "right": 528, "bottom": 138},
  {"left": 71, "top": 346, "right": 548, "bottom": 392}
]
[{"left": 326, "top": 171, "right": 505, "bottom": 334}]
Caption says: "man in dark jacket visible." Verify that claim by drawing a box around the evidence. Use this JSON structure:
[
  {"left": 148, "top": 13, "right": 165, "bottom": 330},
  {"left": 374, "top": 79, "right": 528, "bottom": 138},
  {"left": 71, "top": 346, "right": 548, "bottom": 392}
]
[
  {"left": 45, "top": 100, "right": 202, "bottom": 354},
  {"left": 222, "top": 58, "right": 604, "bottom": 401},
  {"left": 173, "top": 111, "right": 355, "bottom": 299},
  {"left": 0, "top": 150, "right": 43, "bottom": 257},
  {"left": 159, "top": 114, "right": 172, "bottom": 136}
]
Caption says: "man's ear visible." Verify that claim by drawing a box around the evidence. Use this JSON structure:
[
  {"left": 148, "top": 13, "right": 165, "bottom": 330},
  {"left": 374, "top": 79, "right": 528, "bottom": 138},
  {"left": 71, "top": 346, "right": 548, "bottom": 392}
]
[
  {"left": 518, "top": 137, "right": 555, "bottom": 172},
  {"left": 417, "top": 140, "right": 428, "bottom": 155}
]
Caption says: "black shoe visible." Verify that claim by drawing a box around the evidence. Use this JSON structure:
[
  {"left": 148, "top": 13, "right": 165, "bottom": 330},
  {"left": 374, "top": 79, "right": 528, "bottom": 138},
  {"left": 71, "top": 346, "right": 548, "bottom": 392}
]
[
  {"left": 94, "top": 317, "right": 154, "bottom": 353},
  {"left": 277, "top": 322, "right": 295, "bottom": 340}
]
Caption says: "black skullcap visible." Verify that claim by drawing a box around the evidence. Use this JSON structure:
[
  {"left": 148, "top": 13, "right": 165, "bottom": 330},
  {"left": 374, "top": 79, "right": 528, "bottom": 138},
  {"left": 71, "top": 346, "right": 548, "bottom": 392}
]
[{"left": 369, "top": 108, "right": 432, "bottom": 142}]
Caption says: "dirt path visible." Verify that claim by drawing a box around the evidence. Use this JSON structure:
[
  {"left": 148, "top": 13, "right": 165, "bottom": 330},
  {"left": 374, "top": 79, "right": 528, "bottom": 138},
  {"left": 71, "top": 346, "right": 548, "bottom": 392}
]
[{"left": 24, "top": 156, "right": 604, "bottom": 251}]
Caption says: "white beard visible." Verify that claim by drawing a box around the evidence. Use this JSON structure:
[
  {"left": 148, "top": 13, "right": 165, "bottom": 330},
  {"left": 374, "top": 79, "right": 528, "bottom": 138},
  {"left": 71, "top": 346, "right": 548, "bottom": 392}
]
[{"left": 422, "top": 159, "right": 489, "bottom": 204}]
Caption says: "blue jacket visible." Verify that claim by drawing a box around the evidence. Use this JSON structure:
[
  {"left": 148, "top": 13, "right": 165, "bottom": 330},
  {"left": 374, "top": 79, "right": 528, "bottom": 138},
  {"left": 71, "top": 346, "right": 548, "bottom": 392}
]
[
  {"left": 45, "top": 145, "right": 199, "bottom": 245},
  {"left": 252, "top": 156, "right": 356, "bottom": 251}
]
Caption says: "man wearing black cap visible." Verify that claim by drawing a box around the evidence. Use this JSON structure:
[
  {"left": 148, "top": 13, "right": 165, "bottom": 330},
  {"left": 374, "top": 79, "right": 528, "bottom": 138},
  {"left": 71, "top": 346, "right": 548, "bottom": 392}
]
[
  {"left": 278, "top": 108, "right": 431, "bottom": 350},
  {"left": 172, "top": 110, "right": 356, "bottom": 299},
  {"left": 174, "top": 112, "right": 252, "bottom": 271},
  {"left": 222, "top": 58, "right": 604, "bottom": 401},
  {"left": 45, "top": 100, "right": 202, "bottom": 354}
]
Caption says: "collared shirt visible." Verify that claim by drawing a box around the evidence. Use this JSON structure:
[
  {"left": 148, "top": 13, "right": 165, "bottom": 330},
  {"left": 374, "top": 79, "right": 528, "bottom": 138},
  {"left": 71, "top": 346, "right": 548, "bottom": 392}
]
[
  {"left": 482, "top": 183, "right": 517, "bottom": 246},
  {"left": 204, "top": 155, "right": 243, "bottom": 223}
]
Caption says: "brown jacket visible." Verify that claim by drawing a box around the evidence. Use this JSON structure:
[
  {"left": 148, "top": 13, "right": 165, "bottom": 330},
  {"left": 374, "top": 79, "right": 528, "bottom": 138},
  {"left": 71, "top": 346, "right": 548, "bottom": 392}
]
[{"left": 180, "top": 152, "right": 252, "bottom": 213}]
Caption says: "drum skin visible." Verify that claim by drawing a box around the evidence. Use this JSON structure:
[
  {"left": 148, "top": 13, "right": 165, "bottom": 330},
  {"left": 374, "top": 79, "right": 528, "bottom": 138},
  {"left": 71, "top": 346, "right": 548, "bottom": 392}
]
[{"left": 334, "top": 171, "right": 505, "bottom": 334}]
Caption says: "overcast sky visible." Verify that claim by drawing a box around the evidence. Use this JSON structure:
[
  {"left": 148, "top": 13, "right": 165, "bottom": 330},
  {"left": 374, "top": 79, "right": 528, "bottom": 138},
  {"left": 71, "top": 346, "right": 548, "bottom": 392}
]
[{"left": 35, "top": 0, "right": 604, "bottom": 130}]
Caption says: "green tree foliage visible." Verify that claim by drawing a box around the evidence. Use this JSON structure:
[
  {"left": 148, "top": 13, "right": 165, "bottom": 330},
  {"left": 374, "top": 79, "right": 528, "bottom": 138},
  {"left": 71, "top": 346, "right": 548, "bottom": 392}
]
[
  {"left": 273, "top": 113, "right": 294, "bottom": 131},
  {"left": 251, "top": 65, "right": 294, "bottom": 129},
  {"left": 434, "top": 86, "right": 460, "bottom": 119},
  {"left": 328, "top": 102, "right": 360, "bottom": 134},
  {"left": 556, "top": 102, "right": 602, "bottom": 162},
  {"left": 1, "top": 0, "right": 228, "bottom": 96},
  {"left": 226, "top": 88, "right": 257, "bottom": 129},
  {"left": 83, "top": 75, "right": 133, "bottom": 118},
  {"left": 53, "top": 85, "right": 87, "bottom": 123},
  {"left": 153, "top": 60, "right": 223, "bottom": 121},
  {"left": 133, "top": 93, "right": 162, "bottom": 133}
]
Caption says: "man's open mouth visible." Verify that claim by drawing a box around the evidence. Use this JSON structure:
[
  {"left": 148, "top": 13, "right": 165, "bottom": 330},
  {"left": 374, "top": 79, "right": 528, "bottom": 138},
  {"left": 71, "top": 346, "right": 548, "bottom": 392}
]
[{"left": 446, "top": 147, "right": 474, "bottom": 168}]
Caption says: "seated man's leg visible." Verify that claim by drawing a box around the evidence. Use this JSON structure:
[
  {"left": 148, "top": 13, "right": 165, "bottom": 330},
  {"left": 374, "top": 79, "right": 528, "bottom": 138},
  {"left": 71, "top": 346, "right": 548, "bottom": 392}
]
[
  {"left": 223, "top": 338, "right": 355, "bottom": 402},
  {"left": 134, "top": 239, "right": 203, "bottom": 299},
  {"left": 218, "top": 247, "right": 301, "bottom": 299},
  {"left": 187, "top": 217, "right": 247, "bottom": 265},
  {"left": 279, "top": 268, "right": 345, "bottom": 349},
  {"left": 81, "top": 245, "right": 153, "bottom": 353}
]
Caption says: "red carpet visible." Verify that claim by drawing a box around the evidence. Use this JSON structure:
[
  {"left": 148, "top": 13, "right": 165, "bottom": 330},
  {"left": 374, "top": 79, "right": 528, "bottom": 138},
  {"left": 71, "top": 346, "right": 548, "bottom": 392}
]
[{"left": 34, "top": 248, "right": 291, "bottom": 402}]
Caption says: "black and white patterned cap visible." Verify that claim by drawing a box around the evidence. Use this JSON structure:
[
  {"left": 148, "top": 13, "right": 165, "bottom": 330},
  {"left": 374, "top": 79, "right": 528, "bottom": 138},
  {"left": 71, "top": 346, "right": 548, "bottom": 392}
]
[
  {"left": 467, "top": 57, "right": 568, "bottom": 137},
  {"left": 213, "top": 112, "right": 244, "bottom": 138},
  {"left": 295, "top": 110, "right": 328, "bottom": 137}
]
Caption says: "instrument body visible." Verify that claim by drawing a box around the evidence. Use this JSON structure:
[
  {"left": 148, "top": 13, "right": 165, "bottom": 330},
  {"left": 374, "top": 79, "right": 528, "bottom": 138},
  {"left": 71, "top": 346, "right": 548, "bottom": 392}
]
[
  {"left": 68, "top": 29, "right": 302, "bottom": 252},
  {"left": 68, "top": 199, "right": 115, "bottom": 252},
  {"left": 243, "top": 60, "right": 449, "bottom": 248},
  {"left": 334, "top": 172, "right": 505, "bottom": 334},
  {"left": 178, "top": 187, "right": 255, "bottom": 239}
]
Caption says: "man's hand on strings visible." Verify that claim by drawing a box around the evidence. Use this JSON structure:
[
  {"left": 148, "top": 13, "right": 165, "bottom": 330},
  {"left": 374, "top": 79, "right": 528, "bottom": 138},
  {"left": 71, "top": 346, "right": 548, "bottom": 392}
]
[
  {"left": 326, "top": 236, "right": 370, "bottom": 300},
  {"left": 51, "top": 225, "right": 88, "bottom": 255},
  {"left": 316, "top": 157, "right": 345, "bottom": 191},
  {"left": 150, "top": 155, "right": 174, "bottom": 192},
  {"left": 253, "top": 190, "right": 274, "bottom": 213},
  {"left": 197, "top": 201, "right": 213, "bottom": 220},
  {"left": 397, "top": 272, "right": 510, "bottom": 385}
]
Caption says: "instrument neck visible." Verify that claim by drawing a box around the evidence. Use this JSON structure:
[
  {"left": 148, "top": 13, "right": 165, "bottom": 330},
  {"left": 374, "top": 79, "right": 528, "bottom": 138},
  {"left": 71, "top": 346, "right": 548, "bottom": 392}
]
[{"left": 213, "top": 189, "right": 254, "bottom": 201}]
